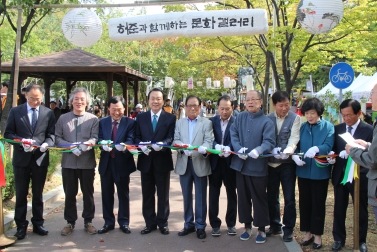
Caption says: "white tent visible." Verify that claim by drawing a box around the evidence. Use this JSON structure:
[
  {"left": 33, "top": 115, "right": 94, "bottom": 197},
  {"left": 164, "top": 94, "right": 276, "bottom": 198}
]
[
  {"left": 352, "top": 72, "right": 377, "bottom": 101},
  {"left": 316, "top": 73, "right": 373, "bottom": 98}
]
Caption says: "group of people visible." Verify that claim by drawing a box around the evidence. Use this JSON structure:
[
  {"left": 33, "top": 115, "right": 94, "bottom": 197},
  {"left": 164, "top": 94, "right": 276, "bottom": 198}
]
[{"left": 4, "top": 83, "right": 377, "bottom": 252}]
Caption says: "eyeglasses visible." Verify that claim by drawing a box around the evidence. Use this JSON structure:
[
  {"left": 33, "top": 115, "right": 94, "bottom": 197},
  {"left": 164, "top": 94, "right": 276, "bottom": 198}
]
[
  {"left": 246, "top": 99, "right": 261, "bottom": 102},
  {"left": 186, "top": 105, "right": 199, "bottom": 109},
  {"left": 370, "top": 91, "right": 376, "bottom": 96}
]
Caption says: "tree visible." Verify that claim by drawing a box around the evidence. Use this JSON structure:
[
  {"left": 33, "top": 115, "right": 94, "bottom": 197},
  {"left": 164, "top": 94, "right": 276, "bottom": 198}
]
[{"left": 0, "top": 0, "right": 77, "bottom": 133}]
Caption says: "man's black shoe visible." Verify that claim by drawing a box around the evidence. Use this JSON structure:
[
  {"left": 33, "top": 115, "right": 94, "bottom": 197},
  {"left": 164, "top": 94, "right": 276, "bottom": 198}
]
[
  {"left": 120, "top": 225, "right": 131, "bottom": 234},
  {"left": 140, "top": 226, "right": 157, "bottom": 234},
  {"left": 98, "top": 225, "right": 114, "bottom": 234},
  {"left": 159, "top": 226, "right": 169, "bottom": 235},
  {"left": 196, "top": 229, "right": 206, "bottom": 239},
  {"left": 283, "top": 232, "right": 293, "bottom": 242},
  {"left": 178, "top": 227, "right": 196, "bottom": 236},
  {"left": 266, "top": 227, "right": 282, "bottom": 237},
  {"left": 14, "top": 225, "right": 28, "bottom": 240},
  {"left": 332, "top": 241, "right": 345, "bottom": 251},
  {"left": 359, "top": 242, "right": 368, "bottom": 252},
  {"left": 32, "top": 225, "right": 48, "bottom": 236}
]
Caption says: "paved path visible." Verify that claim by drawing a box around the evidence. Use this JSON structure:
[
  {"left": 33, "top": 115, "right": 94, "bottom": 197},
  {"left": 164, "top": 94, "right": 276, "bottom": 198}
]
[{"left": 4, "top": 152, "right": 302, "bottom": 252}]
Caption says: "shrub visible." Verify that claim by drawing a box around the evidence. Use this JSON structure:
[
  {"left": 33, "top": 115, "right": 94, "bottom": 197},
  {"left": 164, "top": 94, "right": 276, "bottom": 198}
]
[{"left": 2, "top": 159, "right": 15, "bottom": 201}]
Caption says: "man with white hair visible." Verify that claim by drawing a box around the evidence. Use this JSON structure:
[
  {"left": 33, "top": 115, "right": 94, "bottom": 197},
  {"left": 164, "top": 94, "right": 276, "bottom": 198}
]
[{"left": 55, "top": 87, "right": 99, "bottom": 236}]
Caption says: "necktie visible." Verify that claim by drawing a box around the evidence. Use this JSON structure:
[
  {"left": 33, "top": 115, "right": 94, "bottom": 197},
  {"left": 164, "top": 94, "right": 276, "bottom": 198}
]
[
  {"left": 347, "top": 126, "right": 353, "bottom": 135},
  {"left": 31, "top": 108, "right": 37, "bottom": 132},
  {"left": 111, "top": 121, "right": 118, "bottom": 158},
  {"left": 152, "top": 114, "right": 157, "bottom": 132}
]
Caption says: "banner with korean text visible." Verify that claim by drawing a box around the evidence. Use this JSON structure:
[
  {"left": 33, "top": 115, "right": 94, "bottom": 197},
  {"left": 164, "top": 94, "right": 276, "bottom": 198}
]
[{"left": 108, "top": 9, "right": 268, "bottom": 42}]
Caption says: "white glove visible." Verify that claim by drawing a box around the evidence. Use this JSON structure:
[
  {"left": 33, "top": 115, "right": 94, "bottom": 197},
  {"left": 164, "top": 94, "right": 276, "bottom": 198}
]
[
  {"left": 215, "top": 144, "right": 224, "bottom": 157},
  {"left": 140, "top": 146, "right": 151, "bottom": 155},
  {"left": 79, "top": 141, "right": 92, "bottom": 152},
  {"left": 237, "top": 147, "right": 248, "bottom": 160},
  {"left": 248, "top": 149, "right": 259, "bottom": 159},
  {"left": 339, "top": 150, "right": 349, "bottom": 159},
  {"left": 21, "top": 138, "right": 35, "bottom": 152},
  {"left": 72, "top": 147, "right": 82, "bottom": 157},
  {"left": 292, "top": 155, "right": 306, "bottom": 166},
  {"left": 272, "top": 147, "right": 281, "bottom": 159},
  {"left": 280, "top": 149, "right": 291, "bottom": 159},
  {"left": 223, "top": 146, "right": 231, "bottom": 158},
  {"left": 198, "top": 146, "right": 207, "bottom": 154},
  {"left": 183, "top": 150, "right": 192, "bottom": 156},
  {"left": 115, "top": 144, "right": 127, "bottom": 152},
  {"left": 151, "top": 142, "right": 163, "bottom": 151},
  {"left": 40, "top": 143, "right": 48, "bottom": 153},
  {"left": 304, "top": 146, "right": 319, "bottom": 158},
  {"left": 102, "top": 145, "right": 112, "bottom": 152},
  {"left": 327, "top": 151, "right": 336, "bottom": 164}
]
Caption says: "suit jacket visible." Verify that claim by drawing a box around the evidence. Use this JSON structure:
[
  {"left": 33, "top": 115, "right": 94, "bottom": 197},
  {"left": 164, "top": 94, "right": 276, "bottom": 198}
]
[
  {"left": 98, "top": 116, "right": 136, "bottom": 177},
  {"left": 4, "top": 103, "right": 55, "bottom": 167},
  {"left": 55, "top": 112, "right": 99, "bottom": 169},
  {"left": 135, "top": 110, "right": 176, "bottom": 173},
  {"left": 173, "top": 116, "right": 214, "bottom": 177},
  {"left": 209, "top": 115, "right": 234, "bottom": 170},
  {"left": 332, "top": 121, "right": 373, "bottom": 186}
]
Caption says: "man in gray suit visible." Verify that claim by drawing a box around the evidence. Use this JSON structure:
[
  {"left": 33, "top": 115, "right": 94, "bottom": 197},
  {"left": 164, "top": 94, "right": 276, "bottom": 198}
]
[
  {"left": 173, "top": 95, "right": 214, "bottom": 239},
  {"left": 55, "top": 88, "right": 99, "bottom": 236},
  {"left": 4, "top": 84, "right": 55, "bottom": 240}
]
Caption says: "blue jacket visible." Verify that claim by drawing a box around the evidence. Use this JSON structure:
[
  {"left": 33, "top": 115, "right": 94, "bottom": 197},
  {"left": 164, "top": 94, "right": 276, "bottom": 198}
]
[{"left": 296, "top": 119, "right": 334, "bottom": 180}]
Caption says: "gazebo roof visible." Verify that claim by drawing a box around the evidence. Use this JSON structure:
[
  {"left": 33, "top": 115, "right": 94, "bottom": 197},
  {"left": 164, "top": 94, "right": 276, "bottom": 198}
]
[{"left": 1, "top": 49, "right": 148, "bottom": 82}]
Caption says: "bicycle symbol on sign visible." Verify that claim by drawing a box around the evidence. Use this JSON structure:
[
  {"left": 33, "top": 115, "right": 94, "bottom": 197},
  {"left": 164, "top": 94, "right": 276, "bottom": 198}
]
[{"left": 331, "top": 68, "right": 352, "bottom": 84}]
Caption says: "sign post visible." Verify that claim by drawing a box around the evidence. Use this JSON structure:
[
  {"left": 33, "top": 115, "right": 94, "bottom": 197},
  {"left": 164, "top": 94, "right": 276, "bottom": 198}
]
[
  {"left": 330, "top": 62, "right": 358, "bottom": 251},
  {"left": 329, "top": 62, "right": 354, "bottom": 122}
]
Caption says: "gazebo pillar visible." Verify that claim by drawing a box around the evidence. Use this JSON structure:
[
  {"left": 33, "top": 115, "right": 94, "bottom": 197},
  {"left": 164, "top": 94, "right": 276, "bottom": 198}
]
[
  {"left": 65, "top": 80, "right": 70, "bottom": 109},
  {"left": 122, "top": 76, "right": 128, "bottom": 116},
  {"left": 106, "top": 73, "right": 114, "bottom": 116},
  {"left": 134, "top": 80, "right": 139, "bottom": 107},
  {"left": 43, "top": 77, "right": 53, "bottom": 107},
  {"left": 17, "top": 74, "right": 28, "bottom": 105}
]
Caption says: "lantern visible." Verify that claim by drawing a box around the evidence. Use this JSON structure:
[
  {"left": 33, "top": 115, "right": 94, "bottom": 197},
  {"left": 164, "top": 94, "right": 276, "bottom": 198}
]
[
  {"left": 206, "top": 78, "right": 212, "bottom": 88},
  {"left": 223, "top": 77, "right": 231, "bottom": 88},
  {"left": 188, "top": 78, "right": 194, "bottom": 89},
  {"left": 296, "top": 0, "right": 344, "bottom": 34},
  {"left": 62, "top": 8, "right": 102, "bottom": 47}
]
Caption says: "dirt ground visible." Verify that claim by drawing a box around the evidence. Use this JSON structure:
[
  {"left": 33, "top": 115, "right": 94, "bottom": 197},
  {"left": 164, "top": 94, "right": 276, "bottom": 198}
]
[{"left": 292, "top": 182, "right": 377, "bottom": 251}]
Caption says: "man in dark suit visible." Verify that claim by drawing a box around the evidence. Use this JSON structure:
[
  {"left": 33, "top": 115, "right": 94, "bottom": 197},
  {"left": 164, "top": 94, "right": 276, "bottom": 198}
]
[
  {"left": 97, "top": 96, "right": 136, "bottom": 235},
  {"left": 135, "top": 88, "right": 176, "bottom": 235},
  {"left": 331, "top": 99, "right": 373, "bottom": 252},
  {"left": 4, "top": 84, "right": 55, "bottom": 240},
  {"left": 208, "top": 95, "right": 237, "bottom": 237}
]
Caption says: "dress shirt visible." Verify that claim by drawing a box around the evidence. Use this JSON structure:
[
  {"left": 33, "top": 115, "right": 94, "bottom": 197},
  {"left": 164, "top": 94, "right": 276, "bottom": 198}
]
[
  {"left": 187, "top": 117, "right": 198, "bottom": 144},
  {"left": 346, "top": 119, "right": 360, "bottom": 136},
  {"left": 26, "top": 103, "right": 39, "bottom": 125},
  {"left": 150, "top": 109, "right": 162, "bottom": 122},
  {"left": 268, "top": 111, "right": 301, "bottom": 168},
  {"left": 220, "top": 116, "right": 230, "bottom": 145},
  {"left": 111, "top": 118, "right": 121, "bottom": 130}
]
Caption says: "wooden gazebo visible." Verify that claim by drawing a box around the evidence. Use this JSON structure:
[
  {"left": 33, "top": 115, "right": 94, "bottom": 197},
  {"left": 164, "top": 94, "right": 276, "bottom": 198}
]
[{"left": 1, "top": 49, "right": 148, "bottom": 112}]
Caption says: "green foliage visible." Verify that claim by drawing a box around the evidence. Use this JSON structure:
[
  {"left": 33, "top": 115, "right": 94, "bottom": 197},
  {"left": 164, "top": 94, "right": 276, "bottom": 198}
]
[
  {"left": 319, "top": 90, "right": 353, "bottom": 125},
  {"left": 2, "top": 159, "right": 15, "bottom": 201}
]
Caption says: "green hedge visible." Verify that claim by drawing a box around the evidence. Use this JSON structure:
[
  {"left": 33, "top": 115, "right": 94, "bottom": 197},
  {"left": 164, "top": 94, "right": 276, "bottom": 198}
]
[{"left": 2, "top": 151, "right": 62, "bottom": 201}]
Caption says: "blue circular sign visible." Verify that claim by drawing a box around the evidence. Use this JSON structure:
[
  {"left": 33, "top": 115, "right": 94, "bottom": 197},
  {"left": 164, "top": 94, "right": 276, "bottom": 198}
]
[{"left": 329, "top": 62, "right": 354, "bottom": 89}]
